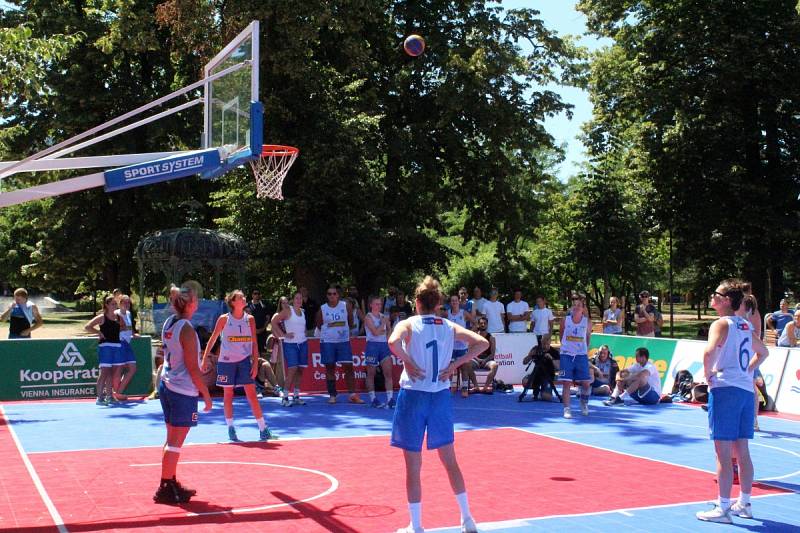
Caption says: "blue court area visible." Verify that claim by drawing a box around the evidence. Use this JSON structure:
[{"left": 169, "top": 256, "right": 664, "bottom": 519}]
[{"left": 3, "top": 391, "right": 799, "bottom": 531}]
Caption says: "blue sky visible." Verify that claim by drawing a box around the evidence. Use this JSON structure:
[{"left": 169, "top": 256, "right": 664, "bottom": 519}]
[
  {"left": 0, "top": 1, "right": 602, "bottom": 179},
  {"left": 504, "top": 0, "right": 610, "bottom": 180}
]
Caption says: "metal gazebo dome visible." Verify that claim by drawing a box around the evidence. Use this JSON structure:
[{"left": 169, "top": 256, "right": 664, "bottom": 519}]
[{"left": 135, "top": 227, "right": 248, "bottom": 312}]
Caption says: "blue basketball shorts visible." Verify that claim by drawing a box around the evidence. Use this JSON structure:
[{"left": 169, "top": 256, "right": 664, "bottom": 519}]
[
  {"left": 391, "top": 388, "right": 454, "bottom": 452},
  {"left": 216, "top": 358, "right": 254, "bottom": 387},
  {"left": 557, "top": 354, "right": 590, "bottom": 382},
  {"left": 159, "top": 382, "right": 198, "bottom": 427},
  {"left": 451, "top": 348, "right": 467, "bottom": 361},
  {"left": 365, "top": 341, "right": 392, "bottom": 366},
  {"left": 98, "top": 344, "right": 119, "bottom": 368},
  {"left": 283, "top": 341, "right": 309, "bottom": 368},
  {"left": 117, "top": 341, "right": 137, "bottom": 365},
  {"left": 630, "top": 385, "right": 660, "bottom": 405},
  {"left": 708, "top": 386, "right": 755, "bottom": 441},
  {"left": 320, "top": 341, "right": 353, "bottom": 365}
]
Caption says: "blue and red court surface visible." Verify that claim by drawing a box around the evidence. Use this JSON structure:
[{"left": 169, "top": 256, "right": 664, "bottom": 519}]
[{"left": 1, "top": 392, "right": 798, "bottom": 532}]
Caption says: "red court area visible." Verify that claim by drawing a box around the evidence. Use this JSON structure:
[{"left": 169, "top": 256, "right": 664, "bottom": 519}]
[{"left": 2, "top": 428, "right": 787, "bottom": 532}]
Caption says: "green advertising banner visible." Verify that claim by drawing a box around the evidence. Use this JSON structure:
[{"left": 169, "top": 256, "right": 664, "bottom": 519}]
[
  {"left": 0, "top": 337, "right": 153, "bottom": 400},
  {"left": 589, "top": 334, "right": 678, "bottom": 387}
]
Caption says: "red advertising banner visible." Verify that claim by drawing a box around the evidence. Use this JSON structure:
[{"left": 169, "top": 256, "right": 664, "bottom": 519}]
[{"left": 298, "top": 337, "right": 403, "bottom": 393}]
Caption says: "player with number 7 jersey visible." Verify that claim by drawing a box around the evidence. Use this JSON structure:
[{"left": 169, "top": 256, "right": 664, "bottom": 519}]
[{"left": 388, "top": 276, "right": 488, "bottom": 533}]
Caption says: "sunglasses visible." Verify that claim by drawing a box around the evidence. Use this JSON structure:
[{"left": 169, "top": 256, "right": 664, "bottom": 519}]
[
  {"left": 711, "top": 291, "right": 728, "bottom": 298},
  {"left": 327, "top": 291, "right": 337, "bottom": 296}
]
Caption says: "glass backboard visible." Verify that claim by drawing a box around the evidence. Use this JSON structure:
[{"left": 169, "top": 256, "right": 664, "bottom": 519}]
[{"left": 204, "top": 21, "right": 260, "bottom": 161}]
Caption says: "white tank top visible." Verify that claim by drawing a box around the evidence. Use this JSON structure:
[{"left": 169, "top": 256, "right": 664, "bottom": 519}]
[
  {"left": 219, "top": 313, "right": 253, "bottom": 363},
  {"left": 710, "top": 315, "right": 755, "bottom": 391},
  {"left": 365, "top": 312, "right": 387, "bottom": 342},
  {"left": 320, "top": 301, "right": 349, "bottom": 343},
  {"left": 778, "top": 323, "right": 799, "bottom": 346},
  {"left": 161, "top": 316, "right": 200, "bottom": 396},
  {"left": 284, "top": 307, "right": 307, "bottom": 344},
  {"left": 116, "top": 309, "right": 133, "bottom": 342},
  {"left": 560, "top": 314, "right": 589, "bottom": 356},
  {"left": 399, "top": 315, "right": 455, "bottom": 393},
  {"left": 350, "top": 304, "right": 361, "bottom": 336},
  {"left": 447, "top": 309, "right": 468, "bottom": 350}
]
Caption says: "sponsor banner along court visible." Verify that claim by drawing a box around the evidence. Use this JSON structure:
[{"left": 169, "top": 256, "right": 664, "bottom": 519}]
[{"left": 0, "top": 337, "right": 153, "bottom": 400}]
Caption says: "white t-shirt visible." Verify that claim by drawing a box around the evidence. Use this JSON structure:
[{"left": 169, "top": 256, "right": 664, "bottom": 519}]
[
  {"left": 505, "top": 300, "right": 530, "bottom": 333},
  {"left": 627, "top": 361, "right": 662, "bottom": 395},
  {"left": 531, "top": 306, "right": 555, "bottom": 335},
  {"left": 470, "top": 297, "right": 488, "bottom": 316},
  {"left": 484, "top": 300, "right": 505, "bottom": 333}
]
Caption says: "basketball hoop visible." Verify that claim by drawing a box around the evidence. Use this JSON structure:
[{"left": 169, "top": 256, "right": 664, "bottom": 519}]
[{"left": 250, "top": 144, "right": 299, "bottom": 200}]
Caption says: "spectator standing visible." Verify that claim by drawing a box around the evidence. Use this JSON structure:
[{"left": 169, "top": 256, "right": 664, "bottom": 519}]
[
  {"left": 765, "top": 299, "right": 793, "bottom": 344},
  {"left": 1, "top": 288, "right": 43, "bottom": 339},
  {"left": 299, "top": 286, "right": 319, "bottom": 337},
  {"left": 634, "top": 291, "right": 656, "bottom": 337},
  {"left": 602, "top": 297, "right": 624, "bottom": 334},
  {"left": 531, "top": 296, "right": 555, "bottom": 344},
  {"left": 470, "top": 286, "right": 488, "bottom": 320},
  {"left": 246, "top": 289, "right": 273, "bottom": 355},
  {"left": 383, "top": 286, "right": 398, "bottom": 315},
  {"left": 484, "top": 288, "right": 506, "bottom": 334},
  {"left": 347, "top": 285, "right": 365, "bottom": 336},
  {"left": 390, "top": 290, "right": 414, "bottom": 327},
  {"left": 505, "top": 289, "right": 530, "bottom": 333}
]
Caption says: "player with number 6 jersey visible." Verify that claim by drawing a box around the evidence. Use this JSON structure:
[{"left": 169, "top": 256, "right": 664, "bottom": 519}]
[{"left": 388, "top": 276, "right": 487, "bottom": 533}]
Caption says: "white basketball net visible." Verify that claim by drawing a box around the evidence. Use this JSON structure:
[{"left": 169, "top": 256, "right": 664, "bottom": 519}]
[{"left": 249, "top": 145, "right": 299, "bottom": 200}]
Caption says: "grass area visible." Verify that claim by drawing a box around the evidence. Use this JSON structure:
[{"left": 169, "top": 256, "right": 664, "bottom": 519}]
[
  {"left": 41, "top": 311, "right": 94, "bottom": 326},
  {"left": 659, "top": 318, "right": 710, "bottom": 340}
]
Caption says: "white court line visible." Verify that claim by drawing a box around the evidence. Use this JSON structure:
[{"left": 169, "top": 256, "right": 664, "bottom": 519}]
[
  {"left": 422, "top": 492, "right": 794, "bottom": 532},
  {"left": 129, "top": 460, "right": 338, "bottom": 517},
  {"left": 0, "top": 406, "right": 68, "bottom": 533}
]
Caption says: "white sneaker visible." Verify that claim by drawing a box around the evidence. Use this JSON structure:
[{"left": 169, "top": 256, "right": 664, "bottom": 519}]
[
  {"left": 696, "top": 504, "right": 732, "bottom": 524},
  {"left": 461, "top": 516, "right": 478, "bottom": 533},
  {"left": 730, "top": 501, "right": 753, "bottom": 519},
  {"left": 563, "top": 407, "right": 572, "bottom": 419},
  {"left": 396, "top": 525, "right": 424, "bottom": 533},
  {"left": 580, "top": 402, "right": 589, "bottom": 416}
]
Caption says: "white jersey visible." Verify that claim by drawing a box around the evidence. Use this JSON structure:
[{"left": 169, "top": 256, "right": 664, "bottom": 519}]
[
  {"left": 320, "top": 301, "right": 349, "bottom": 343},
  {"left": 161, "top": 316, "right": 200, "bottom": 397},
  {"left": 560, "top": 314, "right": 589, "bottom": 356},
  {"left": 628, "top": 361, "right": 662, "bottom": 395},
  {"left": 364, "top": 312, "right": 387, "bottom": 343},
  {"left": 219, "top": 313, "right": 253, "bottom": 363},
  {"left": 116, "top": 309, "right": 133, "bottom": 342},
  {"left": 399, "top": 315, "right": 455, "bottom": 393},
  {"left": 284, "top": 307, "right": 307, "bottom": 344},
  {"left": 778, "top": 323, "right": 799, "bottom": 347},
  {"left": 447, "top": 309, "right": 468, "bottom": 350},
  {"left": 710, "top": 315, "right": 754, "bottom": 392},
  {"left": 350, "top": 305, "right": 361, "bottom": 336}
]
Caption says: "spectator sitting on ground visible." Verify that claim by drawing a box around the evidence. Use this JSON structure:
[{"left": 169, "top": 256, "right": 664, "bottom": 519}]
[
  {"left": 604, "top": 347, "right": 662, "bottom": 406},
  {"left": 590, "top": 344, "right": 619, "bottom": 396},
  {"left": 777, "top": 309, "right": 800, "bottom": 347},
  {"left": 766, "top": 299, "right": 794, "bottom": 344},
  {"left": 256, "top": 334, "right": 284, "bottom": 397}
]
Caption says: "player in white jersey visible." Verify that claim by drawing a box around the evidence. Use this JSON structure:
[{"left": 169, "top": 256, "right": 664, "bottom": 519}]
[
  {"left": 154, "top": 281, "right": 212, "bottom": 505},
  {"left": 316, "top": 285, "right": 362, "bottom": 404},
  {"left": 558, "top": 293, "right": 592, "bottom": 419},
  {"left": 442, "top": 294, "right": 475, "bottom": 398},
  {"left": 737, "top": 283, "right": 766, "bottom": 432},
  {"left": 111, "top": 294, "right": 138, "bottom": 401},
  {"left": 364, "top": 296, "right": 395, "bottom": 408},
  {"left": 696, "top": 279, "right": 768, "bottom": 524},
  {"left": 271, "top": 291, "right": 309, "bottom": 406},
  {"left": 202, "top": 290, "right": 273, "bottom": 442},
  {"left": 389, "top": 276, "right": 487, "bottom": 533}
]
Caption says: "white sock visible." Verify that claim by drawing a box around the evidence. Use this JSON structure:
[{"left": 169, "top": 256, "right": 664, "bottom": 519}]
[
  {"left": 455, "top": 491, "right": 472, "bottom": 521},
  {"left": 719, "top": 496, "right": 731, "bottom": 511},
  {"left": 225, "top": 417, "right": 234, "bottom": 428},
  {"left": 369, "top": 391, "right": 376, "bottom": 401},
  {"left": 408, "top": 502, "right": 422, "bottom": 529},
  {"left": 294, "top": 387, "right": 300, "bottom": 396},
  {"left": 739, "top": 491, "right": 750, "bottom": 505},
  {"left": 256, "top": 417, "right": 266, "bottom": 431},
  {"left": 620, "top": 391, "right": 630, "bottom": 401},
  {"left": 386, "top": 390, "right": 393, "bottom": 400}
]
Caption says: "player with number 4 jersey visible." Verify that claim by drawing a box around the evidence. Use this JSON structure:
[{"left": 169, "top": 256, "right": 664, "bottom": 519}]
[{"left": 389, "top": 276, "right": 487, "bottom": 533}]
